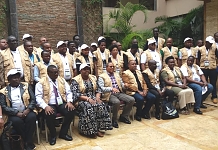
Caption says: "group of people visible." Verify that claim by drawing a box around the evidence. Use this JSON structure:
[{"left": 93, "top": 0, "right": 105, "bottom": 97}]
[{"left": 0, "top": 28, "right": 217, "bottom": 150}]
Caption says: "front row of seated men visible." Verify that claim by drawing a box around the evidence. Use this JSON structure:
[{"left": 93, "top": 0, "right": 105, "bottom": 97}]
[{"left": 0, "top": 56, "right": 213, "bottom": 148}]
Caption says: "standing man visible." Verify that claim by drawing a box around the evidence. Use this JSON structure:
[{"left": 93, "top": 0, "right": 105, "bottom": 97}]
[
  {"left": 0, "top": 39, "right": 8, "bottom": 51},
  {"left": 37, "top": 37, "right": 47, "bottom": 53},
  {"left": 24, "top": 41, "right": 40, "bottom": 65},
  {"left": 144, "top": 28, "right": 165, "bottom": 53},
  {"left": 0, "top": 69, "right": 36, "bottom": 150},
  {"left": 0, "top": 36, "right": 33, "bottom": 87},
  {"left": 197, "top": 36, "right": 218, "bottom": 104},
  {"left": 52, "top": 41, "right": 77, "bottom": 84},
  {"left": 98, "top": 62, "right": 135, "bottom": 128},
  {"left": 35, "top": 65, "right": 75, "bottom": 145},
  {"left": 127, "top": 39, "right": 144, "bottom": 55},
  {"left": 122, "top": 60, "right": 156, "bottom": 121},
  {"left": 160, "top": 38, "right": 179, "bottom": 67},
  {"left": 116, "top": 42, "right": 124, "bottom": 57},
  {"left": 141, "top": 40, "right": 162, "bottom": 71}
]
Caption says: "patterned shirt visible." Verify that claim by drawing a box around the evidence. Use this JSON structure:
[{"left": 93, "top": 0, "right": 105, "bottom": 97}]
[{"left": 108, "top": 73, "right": 119, "bottom": 90}]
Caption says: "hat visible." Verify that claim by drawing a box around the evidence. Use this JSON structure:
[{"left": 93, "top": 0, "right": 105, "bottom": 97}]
[
  {"left": 56, "top": 41, "right": 66, "bottom": 48},
  {"left": 148, "top": 39, "right": 156, "bottom": 45},
  {"left": 79, "top": 64, "right": 90, "bottom": 71},
  {"left": 184, "top": 37, "right": 193, "bottom": 43},
  {"left": 98, "top": 36, "right": 105, "bottom": 42},
  {"left": 22, "top": 34, "right": 33, "bottom": 40},
  {"left": 91, "top": 43, "right": 97, "bottom": 47},
  {"left": 81, "top": 44, "right": 89, "bottom": 50},
  {"left": 205, "top": 36, "right": 215, "bottom": 44},
  {"left": 7, "top": 69, "right": 21, "bottom": 78}
]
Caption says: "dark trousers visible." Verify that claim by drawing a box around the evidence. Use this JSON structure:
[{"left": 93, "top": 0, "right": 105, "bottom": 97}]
[
  {"left": 164, "top": 88, "right": 175, "bottom": 102},
  {"left": 202, "top": 69, "right": 217, "bottom": 98},
  {"left": 44, "top": 103, "right": 75, "bottom": 137},
  {"left": 9, "top": 111, "right": 36, "bottom": 144},
  {"left": 148, "top": 89, "right": 161, "bottom": 114}
]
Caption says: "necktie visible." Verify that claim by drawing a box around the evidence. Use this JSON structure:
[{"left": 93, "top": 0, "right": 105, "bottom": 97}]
[{"left": 53, "top": 81, "right": 59, "bottom": 106}]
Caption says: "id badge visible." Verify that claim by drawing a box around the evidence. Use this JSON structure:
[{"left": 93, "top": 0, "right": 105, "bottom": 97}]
[
  {"left": 65, "top": 69, "right": 70, "bottom": 76},
  {"left": 17, "top": 68, "right": 21, "bottom": 72},
  {"left": 57, "top": 97, "right": 63, "bottom": 105},
  {"left": 136, "top": 65, "right": 140, "bottom": 70},
  {"left": 156, "top": 62, "right": 160, "bottom": 67},
  {"left": 204, "top": 61, "right": 209, "bottom": 67},
  {"left": 155, "top": 84, "right": 160, "bottom": 90}
]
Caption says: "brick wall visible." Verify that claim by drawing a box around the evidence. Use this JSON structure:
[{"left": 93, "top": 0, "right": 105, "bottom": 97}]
[
  {"left": 205, "top": 0, "right": 218, "bottom": 37},
  {"left": 16, "top": 0, "right": 77, "bottom": 49}
]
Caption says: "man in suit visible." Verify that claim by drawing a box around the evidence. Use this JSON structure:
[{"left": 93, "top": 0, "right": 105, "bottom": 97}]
[
  {"left": 35, "top": 65, "right": 75, "bottom": 145},
  {"left": 0, "top": 69, "right": 36, "bottom": 150},
  {"left": 98, "top": 62, "right": 135, "bottom": 128}
]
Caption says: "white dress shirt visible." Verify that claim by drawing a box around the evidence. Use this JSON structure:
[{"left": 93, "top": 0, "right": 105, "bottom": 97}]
[
  {"left": 35, "top": 76, "right": 73, "bottom": 109},
  {"left": 11, "top": 86, "right": 25, "bottom": 112},
  {"left": 59, "top": 53, "right": 72, "bottom": 80},
  {"left": 11, "top": 50, "right": 24, "bottom": 77},
  {"left": 180, "top": 65, "right": 203, "bottom": 82}
]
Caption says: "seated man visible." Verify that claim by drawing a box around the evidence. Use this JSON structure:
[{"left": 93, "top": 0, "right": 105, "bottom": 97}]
[
  {"left": 122, "top": 60, "right": 157, "bottom": 121},
  {"left": 142, "top": 60, "right": 175, "bottom": 119},
  {"left": 0, "top": 69, "right": 36, "bottom": 150},
  {"left": 98, "top": 62, "right": 135, "bottom": 128},
  {"left": 35, "top": 65, "right": 75, "bottom": 145},
  {"left": 180, "top": 56, "right": 213, "bottom": 114}
]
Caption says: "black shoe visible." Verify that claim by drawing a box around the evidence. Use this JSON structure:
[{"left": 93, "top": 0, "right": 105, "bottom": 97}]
[
  {"left": 200, "top": 104, "right": 207, "bottom": 109},
  {"left": 135, "top": 115, "right": 141, "bottom": 121},
  {"left": 142, "top": 114, "right": 151, "bottom": 120},
  {"left": 193, "top": 108, "right": 203, "bottom": 115},
  {"left": 59, "top": 134, "right": 73, "bottom": 141},
  {"left": 119, "top": 116, "right": 131, "bottom": 124},
  {"left": 28, "top": 143, "right": 36, "bottom": 150},
  {"left": 155, "top": 114, "right": 160, "bottom": 120},
  {"left": 112, "top": 120, "right": 119, "bottom": 128},
  {"left": 49, "top": 137, "right": 56, "bottom": 145}
]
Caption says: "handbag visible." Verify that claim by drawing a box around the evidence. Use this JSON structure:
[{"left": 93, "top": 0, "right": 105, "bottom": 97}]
[
  {"left": 161, "top": 101, "right": 179, "bottom": 120},
  {"left": 9, "top": 135, "right": 24, "bottom": 150},
  {"left": 0, "top": 121, "right": 12, "bottom": 150}
]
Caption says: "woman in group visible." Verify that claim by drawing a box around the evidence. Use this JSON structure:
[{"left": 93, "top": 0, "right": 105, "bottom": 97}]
[
  {"left": 108, "top": 45, "right": 123, "bottom": 76},
  {"left": 161, "top": 56, "right": 195, "bottom": 114},
  {"left": 71, "top": 63, "right": 113, "bottom": 138}
]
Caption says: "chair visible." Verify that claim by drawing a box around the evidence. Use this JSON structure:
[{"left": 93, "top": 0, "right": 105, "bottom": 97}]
[
  {"left": 35, "top": 120, "right": 40, "bottom": 145},
  {"left": 44, "top": 113, "right": 74, "bottom": 143}
]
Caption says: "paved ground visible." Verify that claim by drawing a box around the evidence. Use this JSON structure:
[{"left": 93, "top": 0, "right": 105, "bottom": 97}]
[{"left": 35, "top": 98, "right": 218, "bottom": 150}]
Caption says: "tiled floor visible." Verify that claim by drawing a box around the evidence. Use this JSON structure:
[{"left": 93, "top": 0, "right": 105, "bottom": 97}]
[{"left": 35, "top": 98, "right": 218, "bottom": 150}]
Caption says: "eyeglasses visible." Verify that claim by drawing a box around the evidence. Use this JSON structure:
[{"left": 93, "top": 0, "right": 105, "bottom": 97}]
[{"left": 109, "top": 66, "right": 114, "bottom": 68}]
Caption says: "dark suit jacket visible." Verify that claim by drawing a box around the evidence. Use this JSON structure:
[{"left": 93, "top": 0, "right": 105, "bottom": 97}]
[{"left": 0, "top": 83, "right": 36, "bottom": 116}]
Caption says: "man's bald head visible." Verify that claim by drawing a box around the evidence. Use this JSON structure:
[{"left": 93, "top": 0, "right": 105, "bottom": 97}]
[
  {"left": 128, "top": 60, "right": 137, "bottom": 72},
  {"left": 166, "top": 38, "right": 173, "bottom": 48},
  {"left": 148, "top": 60, "right": 156, "bottom": 66}
]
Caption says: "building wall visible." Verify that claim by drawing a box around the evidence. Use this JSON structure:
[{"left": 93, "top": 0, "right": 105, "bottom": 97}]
[
  {"left": 16, "top": 0, "right": 77, "bottom": 49},
  {"left": 205, "top": 0, "right": 218, "bottom": 37},
  {"left": 103, "top": 0, "right": 203, "bottom": 32}
]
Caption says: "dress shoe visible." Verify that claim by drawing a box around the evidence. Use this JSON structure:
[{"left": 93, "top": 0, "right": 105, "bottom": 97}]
[
  {"left": 59, "top": 134, "right": 73, "bottom": 141},
  {"left": 112, "top": 120, "right": 119, "bottom": 128},
  {"left": 97, "top": 131, "right": 104, "bottom": 137},
  {"left": 49, "top": 137, "right": 56, "bottom": 145},
  {"left": 135, "top": 115, "right": 141, "bottom": 121},
  {"left": 119, "top": 116, "right": 131, "bottom": 124},
  {"left": 155, "top": 114, "right": 160, "bottom": 120},
  {"left": 200, "top": 104, "right": 207, "bottom": 109},
  {"left": 28, "top": 143, "right": 36, "bottom": 150},
  {"left": 212, "top": 98, "right": 218, "bottom": 104},
  {"left": 142, "top": 114, "right": 151, "bottom": 120},
  {"left": 193, "top": 108, "right": 203, "bottom": 115}
]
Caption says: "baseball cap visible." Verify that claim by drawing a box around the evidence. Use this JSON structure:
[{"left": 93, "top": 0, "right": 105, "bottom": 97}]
[
  {"left": 148, "top": 39, "right": 156, "bottom": 45},
  {"left": 79, "top": 63, "right": 90, "bottom": 71},
  {"left": 91, "top": 43, "right": 98, "bottom": 47},
  {"left": 184, "top": 37, "right": 193, "bottom": 43},
  {"left": 205, "top": 36, "right": 215, "bottom": 44},
  {"left": 22, "top": 34, "right": 33, "bottom": 40},
  {"left": 81, "top": 44, "right": 89, "bottom": 50},
  {"left": 7, "top": 69, "right": 21, "bottom": 78},
  {"left": 98, "top": 36, "right": 105, "bottom": 42},
  {"left": 56, "top": 41, "right": 66, "bottom": 48}
]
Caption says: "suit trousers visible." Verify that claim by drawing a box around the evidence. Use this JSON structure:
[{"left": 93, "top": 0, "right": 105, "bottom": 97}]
[
  {"left": 202, "top": 69, "right": 217, "bottom": 98},
  {"left": 44, "top": 103, "right": 75, "bottom": 137},
  {"left": 9, "top": 111, "right": 36, "bottom": 144},
  {"left": 109, "top": 92, "right": 135, "bottom": 121}
]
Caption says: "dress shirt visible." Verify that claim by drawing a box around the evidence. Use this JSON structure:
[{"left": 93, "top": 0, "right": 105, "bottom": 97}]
[
  {"left": 59, "top": 53, "right": 72, "bottom": 80},
  {"left": 11, "top": 50, "right": 24, "bottom": 77},
  {"left": 34, "top": 61, "right": 52, "bottom": 82},
  {"left": 141, "top": 49, "right": 162, "bottom": 71},
  {"left": 100, "top": 51, "right": 107, "bottom": 71},
  {"left": 216, "top": 43, "right": 218, "bottom": 49},
  {"left": 29, "top": 54, "right": 34, "bottom": 65},
  {"left": 11, "top": 85, "right": 25, "bottom": 112},
  {"left": 35, "top": 76, "right": 73, "bottom": 109},
  {"left": 180, "top": 65, "right": 203, "bottom": 82}
]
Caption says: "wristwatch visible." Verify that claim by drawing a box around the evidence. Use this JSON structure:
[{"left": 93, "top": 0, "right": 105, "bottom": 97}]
[{"left": 0, "top": 116, "right": 2, "bottom": 119}]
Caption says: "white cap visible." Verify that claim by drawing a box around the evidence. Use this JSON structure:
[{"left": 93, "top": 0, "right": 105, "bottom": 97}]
[
  {"left": 98, "top": 36, "right": 105, "bottom": 42},
  {"left": 56, "top": 41, "right": 66, "bottom": 48},
  {"left": 79, "top": 63, "right": 90, "bottom": 71},
  {"left": 7, "top": 69, "right": 21, "bottom": 78},
  {"left": 81, "top": 44, "right": 89, "bottom": 50},
  {"left": 91, "top": 43, "right": 97, "bottom": 47},
  {"left": 184, "top": 37, "right": 193, "bottom": 43},
  {"left": 22, "top": 34, "right": 33, "bottom": 40},
  {"left": 148, "top": 39, "right": 156, "bottom": 45},
  {"left": 205, "top": 36, "right": 215, "bottom": 44}
]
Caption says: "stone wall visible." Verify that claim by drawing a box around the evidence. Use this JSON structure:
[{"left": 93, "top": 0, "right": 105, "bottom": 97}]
[
  {"left": 205, "top": 0, "right": 218, "bottom": 37},
  {"left": 16, "top": 0, "right": 77, "bottom": 49}
]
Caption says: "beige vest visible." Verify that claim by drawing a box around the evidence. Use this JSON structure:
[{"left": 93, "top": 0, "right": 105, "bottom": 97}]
[
  {"left": 162, "top": 46, "right": 178, "bottom": 67},
  {"left": 110, "top": 55, "right": 123, "bottom": 76},
  {"left": 124, "top": 51, "right": 140, "bottom": 65},
  {"left": 199, "top": 45, "right": 217, "bottom": 69},
  {"left": 52, "top": 53, "right": 74, "bottom": 79},
  {"left": 73, "top": 74, "right": 97, "bottom": 93},
  {"left": 182, "top": 63, "right": 200, "bottom": 80},
  {"left": 147, "top": 37, "right": 165, "bottom": 53},
  {"left": 77, "top": 55, "right": 94, "bottom": 74},
  {"left": 34, "top": 61, "right": 56, "bottom": 79},
  {"left": 143, "top": 50, "right": 162, "bottom": 70},
  {"left": 39, "top": 76, "right": 66, "bottom": 104},
  {"left": 143, "top": 68, "right": 160, "bottom": 87},
  {"left": 179, "top": 47, "right": 197, "bottom": 64},
  {"left": 99, "top": 72, "right": 122, "bottom": 101},
  {"left": 93, "top": 49, "right": 110, "bottom": 75},
  {"left": 162, "top": 67, "right": 182, "bottom": 89},
  {"left": 127, "top": 48, "right": 143, "bottom": 56}
]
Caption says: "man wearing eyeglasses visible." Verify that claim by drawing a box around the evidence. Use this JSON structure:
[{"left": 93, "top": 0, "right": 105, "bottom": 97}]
[{"left": 98, "top": 62, "right": 135, "bottom": 128}]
